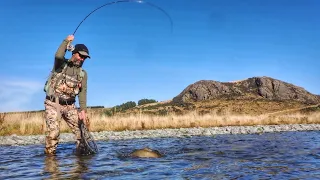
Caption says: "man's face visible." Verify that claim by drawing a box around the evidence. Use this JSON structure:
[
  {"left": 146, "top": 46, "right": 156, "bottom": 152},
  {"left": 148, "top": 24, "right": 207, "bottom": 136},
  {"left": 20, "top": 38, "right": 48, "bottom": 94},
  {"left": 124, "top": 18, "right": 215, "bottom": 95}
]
[{"left": 72, "top": 53, "right": 88, "bottom": 66}]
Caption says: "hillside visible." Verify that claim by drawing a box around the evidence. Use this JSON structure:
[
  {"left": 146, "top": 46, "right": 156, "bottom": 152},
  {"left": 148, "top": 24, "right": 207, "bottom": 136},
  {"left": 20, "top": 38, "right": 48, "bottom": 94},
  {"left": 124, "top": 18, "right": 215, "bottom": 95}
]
[
  {"left": 172, "top": 76, "right": 320, "bottom": 104},
  {"left": 123, "top": 76, "right": 320, "bottom": 116}
]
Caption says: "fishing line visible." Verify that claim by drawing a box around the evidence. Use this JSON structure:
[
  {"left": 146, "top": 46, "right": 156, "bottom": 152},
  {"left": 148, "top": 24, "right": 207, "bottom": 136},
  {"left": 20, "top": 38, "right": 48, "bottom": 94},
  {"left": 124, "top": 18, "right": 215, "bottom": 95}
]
[{"left": 72, "top": 0, "right": 173, "bottom": 35}]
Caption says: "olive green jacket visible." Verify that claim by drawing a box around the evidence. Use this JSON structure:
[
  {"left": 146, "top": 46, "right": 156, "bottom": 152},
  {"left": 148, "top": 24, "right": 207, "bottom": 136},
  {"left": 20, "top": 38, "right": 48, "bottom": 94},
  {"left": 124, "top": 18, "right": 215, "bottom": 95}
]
[{"left": 54, "top": 39, "right": 88, "bottom": 112}]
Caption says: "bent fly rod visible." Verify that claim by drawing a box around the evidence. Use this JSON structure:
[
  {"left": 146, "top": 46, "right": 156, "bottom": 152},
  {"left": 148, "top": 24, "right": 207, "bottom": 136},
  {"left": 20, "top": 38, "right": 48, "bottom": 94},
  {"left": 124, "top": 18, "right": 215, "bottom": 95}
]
[
  {"left": 72, "top": 0, "right": 173, "bottom": 35},
  {"left": 67, "top": 0, "right": 173, "bottom": 51}
]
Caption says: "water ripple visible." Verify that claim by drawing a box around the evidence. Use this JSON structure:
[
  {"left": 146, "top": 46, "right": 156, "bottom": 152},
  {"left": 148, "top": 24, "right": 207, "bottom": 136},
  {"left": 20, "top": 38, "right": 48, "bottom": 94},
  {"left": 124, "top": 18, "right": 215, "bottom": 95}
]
[{"left": 0, "top": 131, "right": 320, "bottom": 179}]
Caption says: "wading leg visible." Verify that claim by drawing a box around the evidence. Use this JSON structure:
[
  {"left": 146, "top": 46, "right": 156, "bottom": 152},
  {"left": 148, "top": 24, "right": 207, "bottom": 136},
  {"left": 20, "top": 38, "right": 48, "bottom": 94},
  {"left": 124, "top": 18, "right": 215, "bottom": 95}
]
[
  {"left": 44, "top": 99, "right": 61, "bottom": 155},
  {"left": 61, "top": 104, "right": 81, "bottom": 148}
]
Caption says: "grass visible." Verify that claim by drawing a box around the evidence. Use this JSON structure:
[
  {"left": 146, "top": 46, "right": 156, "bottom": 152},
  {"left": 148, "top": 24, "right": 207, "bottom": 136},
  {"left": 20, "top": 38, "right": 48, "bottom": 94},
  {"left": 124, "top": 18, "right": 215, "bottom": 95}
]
[{"left": 1, "top": 107, "right": 319, "bottom": 136}]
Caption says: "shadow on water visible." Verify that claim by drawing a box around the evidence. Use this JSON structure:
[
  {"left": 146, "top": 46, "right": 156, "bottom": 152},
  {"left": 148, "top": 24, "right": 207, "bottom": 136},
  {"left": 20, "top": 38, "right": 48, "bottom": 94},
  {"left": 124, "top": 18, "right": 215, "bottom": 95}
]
[{"left": 0, "top": 131, "right": 320, "bottom": 179}]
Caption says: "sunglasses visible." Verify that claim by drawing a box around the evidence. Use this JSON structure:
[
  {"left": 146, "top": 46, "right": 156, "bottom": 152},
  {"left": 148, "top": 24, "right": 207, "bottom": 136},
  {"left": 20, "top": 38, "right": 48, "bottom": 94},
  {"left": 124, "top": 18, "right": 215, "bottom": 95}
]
[{"left": 78, "top": 53, "right": 88, "bottom": 60}]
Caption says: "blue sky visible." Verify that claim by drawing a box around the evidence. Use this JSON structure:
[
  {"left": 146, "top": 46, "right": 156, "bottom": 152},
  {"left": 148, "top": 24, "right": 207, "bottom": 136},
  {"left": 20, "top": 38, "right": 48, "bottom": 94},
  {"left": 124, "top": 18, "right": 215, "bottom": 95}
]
[{"left": 0, "top": 0, "right": 319, "bottom": 112}]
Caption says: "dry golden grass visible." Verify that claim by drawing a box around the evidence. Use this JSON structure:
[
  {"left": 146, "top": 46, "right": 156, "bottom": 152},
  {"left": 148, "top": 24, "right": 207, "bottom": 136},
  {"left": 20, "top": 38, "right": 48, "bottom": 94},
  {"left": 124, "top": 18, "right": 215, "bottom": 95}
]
[{"left": 1, "top": 109, "right": 319, "bottom": 136}]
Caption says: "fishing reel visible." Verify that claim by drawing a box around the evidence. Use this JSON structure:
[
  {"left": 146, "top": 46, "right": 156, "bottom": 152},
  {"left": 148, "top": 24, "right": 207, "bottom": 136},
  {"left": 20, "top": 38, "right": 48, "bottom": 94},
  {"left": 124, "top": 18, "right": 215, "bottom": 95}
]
[{"left": 67, "top": 43, "right": 75, "bottom": 52}]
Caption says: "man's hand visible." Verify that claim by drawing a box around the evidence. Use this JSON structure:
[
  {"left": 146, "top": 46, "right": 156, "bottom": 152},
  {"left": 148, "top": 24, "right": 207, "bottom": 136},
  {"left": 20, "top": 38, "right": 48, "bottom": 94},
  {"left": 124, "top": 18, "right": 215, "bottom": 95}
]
[
  {"left": 66, "top": 35, "right": 74, "bottom": 42},
  {"left": 78, "top": 110, "right": 90, "bottom": 130},
  {"left": 78, "top": 110, "right": 86, "bottom": 121}
]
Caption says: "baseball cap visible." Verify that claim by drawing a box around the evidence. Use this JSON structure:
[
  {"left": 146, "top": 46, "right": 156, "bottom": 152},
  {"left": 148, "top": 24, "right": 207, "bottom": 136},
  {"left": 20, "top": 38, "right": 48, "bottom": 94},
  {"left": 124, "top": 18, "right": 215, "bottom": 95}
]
[{"left": 73, "top": 44, "right": 90, "bottom": 59}]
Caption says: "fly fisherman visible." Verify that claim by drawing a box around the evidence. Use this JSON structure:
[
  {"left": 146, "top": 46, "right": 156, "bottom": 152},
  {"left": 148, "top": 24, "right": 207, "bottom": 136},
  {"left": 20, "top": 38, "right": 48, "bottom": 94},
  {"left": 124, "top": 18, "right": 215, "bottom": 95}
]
[{"left": 43, "top": 35, "right": 90, "bottom": 155}]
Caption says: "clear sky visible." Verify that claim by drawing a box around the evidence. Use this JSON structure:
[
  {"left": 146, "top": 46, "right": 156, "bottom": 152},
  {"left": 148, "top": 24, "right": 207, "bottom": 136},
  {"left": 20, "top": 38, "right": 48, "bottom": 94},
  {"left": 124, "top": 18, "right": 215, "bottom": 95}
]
[{"left": 0, "top": 0, "right": 319, "bottom": 113}]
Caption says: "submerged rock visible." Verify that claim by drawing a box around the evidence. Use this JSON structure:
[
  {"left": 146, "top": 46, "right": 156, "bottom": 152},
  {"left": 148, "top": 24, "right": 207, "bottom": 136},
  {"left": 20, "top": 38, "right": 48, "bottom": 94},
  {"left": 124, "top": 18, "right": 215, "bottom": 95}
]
[{"left": 129, "top": 147, "right": 163, "bottom": 158}]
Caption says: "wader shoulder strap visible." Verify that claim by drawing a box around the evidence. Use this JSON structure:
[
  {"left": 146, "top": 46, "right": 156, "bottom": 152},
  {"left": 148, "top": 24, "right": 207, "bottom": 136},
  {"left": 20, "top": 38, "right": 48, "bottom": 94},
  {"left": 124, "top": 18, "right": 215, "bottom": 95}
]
[{"left": 44, "top": 61, "right": 68, "bottom": 93}]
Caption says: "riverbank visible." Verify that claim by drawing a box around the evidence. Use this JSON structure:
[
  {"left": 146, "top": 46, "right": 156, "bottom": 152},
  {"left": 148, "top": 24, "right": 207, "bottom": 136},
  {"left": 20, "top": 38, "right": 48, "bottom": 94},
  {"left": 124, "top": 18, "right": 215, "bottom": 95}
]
[{"left": 1, "top": 124, "right": 319, "bottom": 146}]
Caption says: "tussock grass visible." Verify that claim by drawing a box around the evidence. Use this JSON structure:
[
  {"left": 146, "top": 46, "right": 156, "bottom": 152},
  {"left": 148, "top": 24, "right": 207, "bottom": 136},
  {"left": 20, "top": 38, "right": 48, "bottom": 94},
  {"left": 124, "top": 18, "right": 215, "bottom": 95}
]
[{"left": 1, "top": 109, "right": 319, "bottom": 136}]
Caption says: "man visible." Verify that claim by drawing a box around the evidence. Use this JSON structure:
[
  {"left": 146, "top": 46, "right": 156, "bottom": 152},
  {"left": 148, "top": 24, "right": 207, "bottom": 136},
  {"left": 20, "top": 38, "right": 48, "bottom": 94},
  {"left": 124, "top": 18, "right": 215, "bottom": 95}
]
[{"left": 43, "top": 35, "right": 90, "bottom": 155}]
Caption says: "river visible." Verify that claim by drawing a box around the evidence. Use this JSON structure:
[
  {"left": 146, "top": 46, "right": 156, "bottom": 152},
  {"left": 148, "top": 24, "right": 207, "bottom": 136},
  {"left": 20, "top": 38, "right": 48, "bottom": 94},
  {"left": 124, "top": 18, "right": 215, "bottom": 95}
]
[{"left": 0, "top": 131, "right": 319, "bottom": 179}]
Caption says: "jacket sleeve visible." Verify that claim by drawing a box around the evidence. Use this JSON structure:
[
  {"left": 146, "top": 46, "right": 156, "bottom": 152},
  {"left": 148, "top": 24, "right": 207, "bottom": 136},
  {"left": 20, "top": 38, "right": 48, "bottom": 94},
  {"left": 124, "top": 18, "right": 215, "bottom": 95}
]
[
  {"left": 54, "top": 39, "right": 69, "bottom": 71},
  {"left": 78, "top": 70, "right": 88, "bottom": 112}
]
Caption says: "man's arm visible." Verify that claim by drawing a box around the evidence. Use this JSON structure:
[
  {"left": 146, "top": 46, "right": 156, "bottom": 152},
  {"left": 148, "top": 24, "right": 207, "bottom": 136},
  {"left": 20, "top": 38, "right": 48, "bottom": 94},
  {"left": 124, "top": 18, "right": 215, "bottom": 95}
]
[
  {"left": 54, "top": 35, "right": 74, "bottom": 71},
  {"left": 78, "top": 70, "right": 88, "bottom": 113}
]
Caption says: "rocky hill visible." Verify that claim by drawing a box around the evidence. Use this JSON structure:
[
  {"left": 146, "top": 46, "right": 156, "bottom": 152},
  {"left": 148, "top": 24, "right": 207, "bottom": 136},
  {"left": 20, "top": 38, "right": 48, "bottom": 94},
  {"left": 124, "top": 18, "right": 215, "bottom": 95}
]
[{"left": 172, "top": 76, "right": 320, "bottom": 105}]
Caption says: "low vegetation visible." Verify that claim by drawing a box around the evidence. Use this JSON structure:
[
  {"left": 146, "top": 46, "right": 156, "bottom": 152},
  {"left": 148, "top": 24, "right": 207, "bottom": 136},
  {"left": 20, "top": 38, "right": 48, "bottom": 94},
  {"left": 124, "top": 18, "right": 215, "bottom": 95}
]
[
  {"left": 138, "top": 99, "right": 157, "bottom": 106},
  {"left": 103, "top": 99, "right": 157, "bottom": 116},
  {"left": 0, "top": 101, "right": 319, "bottom": 136}
]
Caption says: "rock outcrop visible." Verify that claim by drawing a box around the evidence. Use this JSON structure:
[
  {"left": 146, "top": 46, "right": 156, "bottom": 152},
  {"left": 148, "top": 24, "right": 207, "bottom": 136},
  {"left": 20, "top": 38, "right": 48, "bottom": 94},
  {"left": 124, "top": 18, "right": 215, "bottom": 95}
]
[{"left": 173, "top": 76, "right": 320, "bottom": 104}]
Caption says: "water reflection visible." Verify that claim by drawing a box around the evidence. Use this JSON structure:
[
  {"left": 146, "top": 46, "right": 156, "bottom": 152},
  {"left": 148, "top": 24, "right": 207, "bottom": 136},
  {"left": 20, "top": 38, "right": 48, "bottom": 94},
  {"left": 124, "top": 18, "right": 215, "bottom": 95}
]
[
  {"left": 44, "top": 156, "right": 60, "bottom": 179},
  {"left": 43, "top": 153, "right": 94, "bottom": 179}
]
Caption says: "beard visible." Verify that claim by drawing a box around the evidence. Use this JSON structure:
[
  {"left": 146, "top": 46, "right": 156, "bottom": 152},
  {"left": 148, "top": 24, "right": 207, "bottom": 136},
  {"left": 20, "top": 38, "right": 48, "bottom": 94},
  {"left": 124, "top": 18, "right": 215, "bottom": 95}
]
[{"left": 71, "top": 59, "right": 83, "bottom": 67}]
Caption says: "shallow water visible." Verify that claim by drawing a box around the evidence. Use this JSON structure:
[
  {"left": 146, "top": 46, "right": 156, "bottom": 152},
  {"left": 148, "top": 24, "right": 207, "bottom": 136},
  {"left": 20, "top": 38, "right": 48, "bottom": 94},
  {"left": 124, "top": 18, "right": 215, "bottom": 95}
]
[{"left": 0, "top": 131, "right": 320, "bottom": 179}]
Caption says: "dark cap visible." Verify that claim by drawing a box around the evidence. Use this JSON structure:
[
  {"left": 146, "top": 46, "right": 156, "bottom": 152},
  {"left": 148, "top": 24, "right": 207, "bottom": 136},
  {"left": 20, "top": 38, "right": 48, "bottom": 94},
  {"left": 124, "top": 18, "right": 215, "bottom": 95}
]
[{"left": 73, "top": 44, "right": 90, "bottom": 58}]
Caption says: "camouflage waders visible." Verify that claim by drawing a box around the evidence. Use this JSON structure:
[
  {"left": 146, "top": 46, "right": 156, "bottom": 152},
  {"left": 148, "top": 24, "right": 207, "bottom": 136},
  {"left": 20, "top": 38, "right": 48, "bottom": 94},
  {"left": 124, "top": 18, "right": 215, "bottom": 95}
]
[
  {"left": 44, "top": 99, "right": 81, "bottom": 155},
  {"left": 43, "top": 38, "right": 89, "bottom": 155}
]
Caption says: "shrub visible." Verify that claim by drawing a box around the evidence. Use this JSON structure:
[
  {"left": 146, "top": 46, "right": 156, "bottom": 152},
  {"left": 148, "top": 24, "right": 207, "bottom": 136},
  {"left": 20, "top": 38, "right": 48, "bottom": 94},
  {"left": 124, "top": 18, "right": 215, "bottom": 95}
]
[
  {"left": 138, "top": 99, "right": 157, "bottom": 106},
  {"left": 112, "top": 101, "right": 137, "bottom": 112},
  {"left": 103, "top": 109, "right": 114, "bottom": 117}
]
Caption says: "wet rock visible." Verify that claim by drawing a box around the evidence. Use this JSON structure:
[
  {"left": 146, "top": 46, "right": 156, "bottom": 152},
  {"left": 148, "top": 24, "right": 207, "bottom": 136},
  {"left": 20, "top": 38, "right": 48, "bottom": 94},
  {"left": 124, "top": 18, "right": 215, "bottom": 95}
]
[
  {"left": 202, "top": 129, "right": 212, "bottom": 136},
  {"left": 130, "top": 147, "right": 163, "bottom": 158},
  {"left": 4, "top": 137, "right": 17, "bottom": 145}
]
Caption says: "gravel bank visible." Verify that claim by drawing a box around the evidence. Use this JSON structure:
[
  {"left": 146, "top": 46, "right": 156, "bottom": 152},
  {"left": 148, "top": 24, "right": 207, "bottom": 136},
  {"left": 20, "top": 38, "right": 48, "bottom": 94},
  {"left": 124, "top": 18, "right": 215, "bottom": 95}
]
[{"left": 1, "top": 124, "right": 320, "bottom": 146}]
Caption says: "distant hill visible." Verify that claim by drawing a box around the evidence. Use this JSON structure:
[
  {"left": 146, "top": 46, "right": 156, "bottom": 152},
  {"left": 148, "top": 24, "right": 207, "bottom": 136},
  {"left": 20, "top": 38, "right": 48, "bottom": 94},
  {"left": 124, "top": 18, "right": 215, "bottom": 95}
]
[
  {"left": 172, "top": 76, "right": 320, "bottom": 105},
  {"left": 115, "top": 76, "right": 320, "bottom": 117}
]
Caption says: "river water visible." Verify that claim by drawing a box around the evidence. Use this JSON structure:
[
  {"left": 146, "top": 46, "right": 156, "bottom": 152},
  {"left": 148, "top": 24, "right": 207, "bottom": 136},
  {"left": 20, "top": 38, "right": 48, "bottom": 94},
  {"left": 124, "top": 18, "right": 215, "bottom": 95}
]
[{"left": 0, "top": 131, "right": 319, "bottom": 179}]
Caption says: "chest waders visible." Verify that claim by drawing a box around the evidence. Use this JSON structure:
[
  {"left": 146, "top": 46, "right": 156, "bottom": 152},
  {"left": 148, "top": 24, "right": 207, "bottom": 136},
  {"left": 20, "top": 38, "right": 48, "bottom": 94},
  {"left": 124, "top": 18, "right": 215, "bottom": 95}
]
[{"left": 44, "top": 63, "right": 85, "bottom": 119}]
